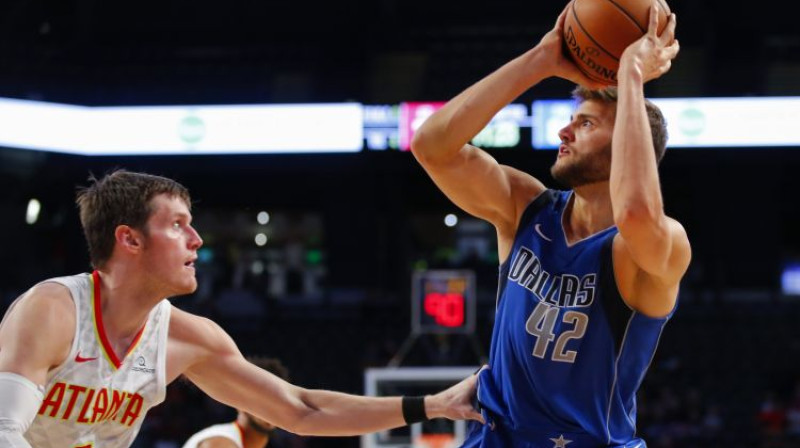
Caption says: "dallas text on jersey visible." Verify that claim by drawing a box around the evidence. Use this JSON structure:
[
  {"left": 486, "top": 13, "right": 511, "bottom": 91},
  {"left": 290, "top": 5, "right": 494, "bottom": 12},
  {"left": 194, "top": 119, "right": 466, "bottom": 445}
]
[{"left": 508, "top": 246, "right": 597, "bottom": 308}]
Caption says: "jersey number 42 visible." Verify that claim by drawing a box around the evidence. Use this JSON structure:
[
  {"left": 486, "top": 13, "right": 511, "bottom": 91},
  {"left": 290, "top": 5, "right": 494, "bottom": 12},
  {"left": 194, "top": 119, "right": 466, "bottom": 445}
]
[{"left": 525, "top": 302, "right": 588, "bottom": 363}]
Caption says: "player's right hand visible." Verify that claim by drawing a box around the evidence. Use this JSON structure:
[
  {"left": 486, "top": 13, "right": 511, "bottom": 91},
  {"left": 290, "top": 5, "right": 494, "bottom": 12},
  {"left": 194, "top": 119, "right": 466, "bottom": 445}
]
[{"left": 535, "top": 2, "right": 606, "bottom": 90}]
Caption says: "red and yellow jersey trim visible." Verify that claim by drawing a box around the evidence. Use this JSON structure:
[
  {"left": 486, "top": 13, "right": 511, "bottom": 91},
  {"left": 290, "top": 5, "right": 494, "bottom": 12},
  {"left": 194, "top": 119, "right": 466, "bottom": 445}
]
[
  {"left": 90, "top": 271, "right": 147, "bottom": 370},
  {"left": 234, "top": 421, "right": 245, "bottom": 446}
]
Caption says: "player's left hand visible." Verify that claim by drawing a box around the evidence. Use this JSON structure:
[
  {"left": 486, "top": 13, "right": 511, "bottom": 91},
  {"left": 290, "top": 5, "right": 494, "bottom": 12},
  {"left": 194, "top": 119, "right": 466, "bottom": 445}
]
[
  {"left": 620, "top": 1, "right": 679, "bottom": 82},
  {"left": 425, "top": 366, "right": 486, "bottom": 424}
]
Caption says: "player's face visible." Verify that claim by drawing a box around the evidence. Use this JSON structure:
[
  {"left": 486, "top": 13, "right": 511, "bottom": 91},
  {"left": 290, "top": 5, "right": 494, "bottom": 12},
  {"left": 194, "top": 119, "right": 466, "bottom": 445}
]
[
  {"left": 550, "top": 100, "right": 615, "bottom": 188},
  {"left": 140, "top": 194, "right": 203, "bottom": 296}
]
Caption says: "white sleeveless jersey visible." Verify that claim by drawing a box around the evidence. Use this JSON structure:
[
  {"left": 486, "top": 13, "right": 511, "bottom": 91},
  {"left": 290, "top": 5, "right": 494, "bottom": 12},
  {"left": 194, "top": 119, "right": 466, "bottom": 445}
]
[
  {"left": 182, "top": 422, "right": 244, "bottom": 448},
  {"left": 24, "top": 271, "right": 172, "bottom": 448}
]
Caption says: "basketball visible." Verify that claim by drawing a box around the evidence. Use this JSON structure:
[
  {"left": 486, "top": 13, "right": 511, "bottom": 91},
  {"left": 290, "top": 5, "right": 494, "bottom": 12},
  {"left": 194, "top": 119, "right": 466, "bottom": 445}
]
[{"left": 563, "top": 0, "right": 671, "bottom": 85}]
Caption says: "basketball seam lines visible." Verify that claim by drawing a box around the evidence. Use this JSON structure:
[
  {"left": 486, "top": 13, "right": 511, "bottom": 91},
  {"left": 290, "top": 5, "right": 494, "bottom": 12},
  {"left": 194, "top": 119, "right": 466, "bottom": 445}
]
[
  {"left": 571, "top": 3, "right": 620, "bottom": 62},
  {"left": 602, "top": 0, "right": 646, "bottom": 34}
]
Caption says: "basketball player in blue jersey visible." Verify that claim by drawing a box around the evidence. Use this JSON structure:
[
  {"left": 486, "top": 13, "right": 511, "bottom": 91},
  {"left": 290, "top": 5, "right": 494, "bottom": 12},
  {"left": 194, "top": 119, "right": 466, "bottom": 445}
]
[{"left": 411, "top": 2, "right": 689, "bottom": 447}]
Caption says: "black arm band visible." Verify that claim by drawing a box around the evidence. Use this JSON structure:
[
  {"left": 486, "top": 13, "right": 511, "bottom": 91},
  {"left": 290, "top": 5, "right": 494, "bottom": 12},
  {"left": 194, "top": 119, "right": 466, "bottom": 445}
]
[{"left": 402, "top": 395, "right": 428, "bottom": 424}]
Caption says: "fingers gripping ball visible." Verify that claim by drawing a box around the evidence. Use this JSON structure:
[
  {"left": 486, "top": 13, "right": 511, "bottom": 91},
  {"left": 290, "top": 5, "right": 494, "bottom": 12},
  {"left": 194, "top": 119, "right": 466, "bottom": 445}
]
[{"left": 563, "top": 0, "right": 671, "bottom": 85}]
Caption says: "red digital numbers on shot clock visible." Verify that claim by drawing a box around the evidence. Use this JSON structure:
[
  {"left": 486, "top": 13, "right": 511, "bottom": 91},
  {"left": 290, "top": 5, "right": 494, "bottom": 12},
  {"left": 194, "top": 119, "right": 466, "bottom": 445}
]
[
  {"left": 412, "top": 270, "right": 475, "bottom": 334},
  {"left": 423, "top": 292, "right": 465, "bottom": 327}
]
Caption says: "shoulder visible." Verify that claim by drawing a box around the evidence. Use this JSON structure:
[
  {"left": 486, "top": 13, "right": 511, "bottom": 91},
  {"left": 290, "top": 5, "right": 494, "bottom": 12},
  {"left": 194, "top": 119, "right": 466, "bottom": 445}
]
[
  {"left": 169, "top": 307, "right": 235, "bottom": 350},
  {"left": 610, "top": 215, "right": 691, "bottom": 317},
  {"left": 502, "top": 166, "right": 548, "bottom": 216},
  {"left": 166, "top": 307, "right": 239, "bottom": 380},
  {"left": 651, "top": 216, "right": 691, "bottom": 281},
  {"left": 613, "top": 215, "right": 691, "bottom": 282},
  {"left": 25, "top": 280, "right": 74, "bottom": 305},
  {"left": 0, "top": 281, "right": 76, "bottom": 374},
  {"left": 514, "top": 188, "right": 559, "bottom": 227},
  {"left": 666, "top": 217, "right": 692, "bottom": 279},
  {"left": 2, "top": 282, "right": 75, "bottom": 338},
  {"left": 501, "top": 164, "right": 547, "bottom": 192},
  {"left": 665, "top": 216, "right": 691, "bottom": 251}
]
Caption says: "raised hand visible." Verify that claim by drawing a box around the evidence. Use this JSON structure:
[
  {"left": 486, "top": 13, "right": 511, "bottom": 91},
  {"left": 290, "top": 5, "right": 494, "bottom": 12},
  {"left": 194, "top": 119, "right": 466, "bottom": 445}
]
[{"left": 620, "top": 1, "right": 680, "bottom": 83}]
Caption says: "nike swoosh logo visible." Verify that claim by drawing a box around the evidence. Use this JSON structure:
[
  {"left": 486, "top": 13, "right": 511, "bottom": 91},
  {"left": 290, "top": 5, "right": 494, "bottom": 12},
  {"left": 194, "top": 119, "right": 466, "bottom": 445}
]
[
  {"left": 534, "top": 223, "right": 553, "bottom": 242},
  {"left": 75, "top": 353, "right": 98, "bottom": 363}
]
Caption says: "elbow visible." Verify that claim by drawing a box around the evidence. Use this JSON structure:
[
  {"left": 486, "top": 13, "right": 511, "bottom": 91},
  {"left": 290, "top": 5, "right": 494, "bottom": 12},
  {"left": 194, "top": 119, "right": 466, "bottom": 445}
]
[
  {"left": 409, "top": 128, "right": 432, "bottom": 163},
  {"left": 280, "top": 411, "right": 316, "bottom": 437},
  {"left": 410, "top": 129, "right": 465, "bottom": 170},
  {"left": 410, "top": 126, "right": 453, "bottom": 167},
  {"left": 277, "top": 389, "right": 321, "bottom": 437}
]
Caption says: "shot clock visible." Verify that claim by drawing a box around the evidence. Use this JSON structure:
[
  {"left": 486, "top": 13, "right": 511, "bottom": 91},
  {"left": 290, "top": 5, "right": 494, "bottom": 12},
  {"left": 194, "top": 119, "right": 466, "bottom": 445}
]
[{"left": 411, "top": 270, "right": 476, "bottom": 334}]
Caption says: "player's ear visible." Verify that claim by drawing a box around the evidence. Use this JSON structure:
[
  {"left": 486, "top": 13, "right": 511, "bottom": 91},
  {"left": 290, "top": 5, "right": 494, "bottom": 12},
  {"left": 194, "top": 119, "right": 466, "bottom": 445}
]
[{"left": 115, "top": 225, "right": 144, "bottom": 254}]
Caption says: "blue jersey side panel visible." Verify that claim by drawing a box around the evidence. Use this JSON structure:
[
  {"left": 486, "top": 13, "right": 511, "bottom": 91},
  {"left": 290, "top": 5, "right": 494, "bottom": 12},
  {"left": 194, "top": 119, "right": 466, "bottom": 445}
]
[{"left": 474, "top": 190, "right": 672, "bottom": 447}]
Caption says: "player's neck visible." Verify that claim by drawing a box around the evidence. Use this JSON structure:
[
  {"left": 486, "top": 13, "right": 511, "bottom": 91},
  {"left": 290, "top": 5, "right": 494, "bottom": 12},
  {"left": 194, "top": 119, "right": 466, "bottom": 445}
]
[
  {"left": 236, "top": 415, "right": 270, "bottom": 448},
  {"left": 565, "top": 182, "right": 614, "bottom": 242},
  {"left": 95, "top": 266, "right": 162, "bottom": 341}
]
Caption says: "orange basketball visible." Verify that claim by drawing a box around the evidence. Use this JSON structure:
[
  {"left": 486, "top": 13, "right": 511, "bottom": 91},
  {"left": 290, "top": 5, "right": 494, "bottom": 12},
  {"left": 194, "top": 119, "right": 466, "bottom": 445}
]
[{"left": 563, "top": 0, "right": 671, "bottom": 85}]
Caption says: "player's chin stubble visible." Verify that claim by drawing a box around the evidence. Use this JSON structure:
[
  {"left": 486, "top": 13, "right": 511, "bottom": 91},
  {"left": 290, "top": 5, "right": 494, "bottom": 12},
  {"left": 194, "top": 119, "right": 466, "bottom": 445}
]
[{"left": 550, "top": 146, "right": 612, "bottom": 188}]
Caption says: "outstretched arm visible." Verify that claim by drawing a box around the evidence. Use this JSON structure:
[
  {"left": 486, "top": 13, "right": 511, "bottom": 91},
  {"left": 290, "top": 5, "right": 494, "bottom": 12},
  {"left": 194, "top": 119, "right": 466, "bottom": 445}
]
[
  {"left": 610, "top": 3, "right": 690, "bottom": 316},
  {"left": 173, "top": 310, "right": 483, "bottom": 437},
  {"left": 411, "top": 4, "right": 604, "bottom": 257}
]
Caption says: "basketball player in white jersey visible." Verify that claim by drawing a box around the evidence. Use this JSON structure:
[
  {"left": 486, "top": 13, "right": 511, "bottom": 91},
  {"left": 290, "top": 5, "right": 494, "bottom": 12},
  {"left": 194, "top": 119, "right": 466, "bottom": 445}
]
[
  {"left": 182, "top": 357, "right": 291, "bottom": 448},
  {"left": 0, "top": 170, "right": 484, "bottom": 448}
]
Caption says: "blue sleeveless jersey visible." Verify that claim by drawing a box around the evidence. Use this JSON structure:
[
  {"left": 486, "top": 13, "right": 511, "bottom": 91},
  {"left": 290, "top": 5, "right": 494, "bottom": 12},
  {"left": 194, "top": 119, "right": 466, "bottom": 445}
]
[{"left": 468, "top": 190, "right": 673, "bottom": 448}]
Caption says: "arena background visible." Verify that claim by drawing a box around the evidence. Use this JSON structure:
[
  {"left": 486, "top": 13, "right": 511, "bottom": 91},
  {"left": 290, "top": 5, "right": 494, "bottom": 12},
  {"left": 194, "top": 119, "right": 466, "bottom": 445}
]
[{"left": 1, "top": 0, "right": 800, "bottom": 447}]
